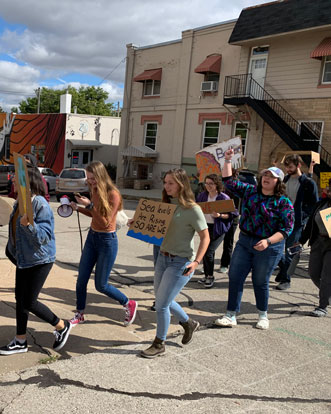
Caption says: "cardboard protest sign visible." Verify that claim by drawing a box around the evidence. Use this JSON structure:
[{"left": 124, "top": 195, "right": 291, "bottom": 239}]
[
  {"left": 280, "top": 151, "right": 320, "bottom": 164},
  {"left": 13, "top": 153, "right": 34, "bottom": 226},
  {"left": 195, "top": 136, "right": 243, "bottom": 182},
  {"left": 320, "top": 172, "right": 331, "bottom": 189},
  {"left": 0, "top": 196, "right": 15, "bottom": 226},
  {"left": 198, "top": 199, "right": 236, "bottom": 214},
  {"left": 127, "top": 199, "right": 177, "bottom": 246},
  {"left": 319, "top": 207, "right": 331, "bottom": 238}
]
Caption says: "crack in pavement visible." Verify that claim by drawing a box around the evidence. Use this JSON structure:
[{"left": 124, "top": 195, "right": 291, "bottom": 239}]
[
  {"left": 0, "top": 373, "right": 27, "bottom": 414},
  {"left": 1, "top": 300, "right": 51, "bottom": 357},
  {"left": 0, "top": 368, "right": 330, "bottom": 405}
]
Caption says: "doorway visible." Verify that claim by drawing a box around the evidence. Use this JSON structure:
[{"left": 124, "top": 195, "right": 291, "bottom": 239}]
[
  {"left": 249, "top": 46, "right": 269, "bottom": 89},
  {"left": 71, "top": 150, "right": 92, "bottom": 168}
]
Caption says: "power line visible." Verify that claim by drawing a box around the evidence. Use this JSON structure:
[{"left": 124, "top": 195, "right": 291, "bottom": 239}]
[{"left": 97, "top": 57, "right": 127, "bottom": 85}]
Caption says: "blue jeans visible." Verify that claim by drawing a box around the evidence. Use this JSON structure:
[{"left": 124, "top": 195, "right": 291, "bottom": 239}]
[
  {"left": 277, "top": 225, "right": 304, "bottom": 283},
  {"left": 154, "top": 253, "right": 193, "bottom": 341},
  {"left": 76, "top": 229, "right": 128, "bottom": 310},
  {"left": 227, "top": 233, "right": 284, "bottom": 312}
]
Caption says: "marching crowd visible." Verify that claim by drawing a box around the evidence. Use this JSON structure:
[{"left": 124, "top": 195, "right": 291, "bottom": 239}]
[{"left": 0, "top": 150, "right": 329, "bottom": 359}]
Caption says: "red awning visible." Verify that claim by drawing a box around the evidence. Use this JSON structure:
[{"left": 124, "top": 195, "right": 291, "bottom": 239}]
[
  {"left": 195, "top": 54, "right": 222, "bottom": 74},
  {"left": 310, "top": 38, "right": 331, "bottom": 60},
  {"left": 133, "top": 68, "right": 162, "bottom": 82}
]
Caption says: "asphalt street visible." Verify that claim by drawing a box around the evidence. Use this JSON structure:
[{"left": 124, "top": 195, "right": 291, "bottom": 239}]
[{"left": 0, "top": 194, "right": 330, "bottom": 413}]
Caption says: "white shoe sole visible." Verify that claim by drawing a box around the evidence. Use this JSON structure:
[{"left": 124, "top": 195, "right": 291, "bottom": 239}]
[
  {"left": 53, "top": 322, "right": 73, "bottom": 351},
  {"left": 124, "top": 302, "right": 138, "bottom": 326},
  {"left": 214, "top": 316, "right": 237, "bottom": 327}
]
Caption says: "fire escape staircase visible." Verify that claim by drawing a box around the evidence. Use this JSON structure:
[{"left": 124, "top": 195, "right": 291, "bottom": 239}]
[{"left": 223, "top": 74, "right": 331, "bottom": 177}]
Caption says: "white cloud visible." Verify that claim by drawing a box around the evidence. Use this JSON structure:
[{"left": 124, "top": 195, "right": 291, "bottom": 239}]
[{"left": 0, "top": 0, "right": 267, "bottom": 110}]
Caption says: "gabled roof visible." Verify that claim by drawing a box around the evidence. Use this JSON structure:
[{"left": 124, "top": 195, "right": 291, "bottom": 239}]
[{"left": 229, "top": 0, "right": 331, "bottom": 45}]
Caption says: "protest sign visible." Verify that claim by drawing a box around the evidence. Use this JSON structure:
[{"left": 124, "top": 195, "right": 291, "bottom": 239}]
[
  {"left": 127, "top": 199, "right": 177, "bottom": 246},
  {"left": 0, "top": 197, "right": 15, "bottom": 226},
  {"left": 320, "top": 207, "right": 331, "bottom": 238},
  {"left": 198, "top": 199, "right": 236, "bottom": 214},
  {"left": 195, "top": 136, "right": 243, "bottom": 182},
  {"left": 13, "top": 153, "right": 34, "bottom": 226},
  {"left": 320, "top": 172, "right": 331, "bottom": 189}
]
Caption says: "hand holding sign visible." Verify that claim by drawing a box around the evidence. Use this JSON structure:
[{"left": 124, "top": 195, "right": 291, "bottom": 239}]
[
  {"left": 195, "top": 137, "right": 243, "bottom": 182},
  {"left": 127, "top": 199, "right": 177, "bottom": 246}
]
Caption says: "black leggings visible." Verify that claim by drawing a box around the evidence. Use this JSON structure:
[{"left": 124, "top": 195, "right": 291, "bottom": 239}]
[{"left": 15, "top": 263, "right": 60, "bottom": 335}]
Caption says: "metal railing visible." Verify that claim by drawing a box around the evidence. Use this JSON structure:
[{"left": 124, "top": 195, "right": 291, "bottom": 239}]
[{"left": 224, "top": 74, "right": 331, "bottom": 166}]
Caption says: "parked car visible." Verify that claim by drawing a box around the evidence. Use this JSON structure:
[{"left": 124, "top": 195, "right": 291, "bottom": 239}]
[
  {"left": 0, "top": 164, "right": 15, "bottom": 193},
  {"left": 238, "top": 169, "right": 257, "bottom": 185},
  {"left": 38, "top": 167, "right": 58, "bottom": 192},
  {"left": 56, "top": 168, "right": 89, "bottom": 201}
]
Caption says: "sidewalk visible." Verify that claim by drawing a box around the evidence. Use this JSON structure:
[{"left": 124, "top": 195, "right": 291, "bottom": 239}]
[
  {"left": 1, "top": 252, "right": 330, "bottom": 412},
  {"left": 0, "top": 200, "right": 330, "bottom": 413}
]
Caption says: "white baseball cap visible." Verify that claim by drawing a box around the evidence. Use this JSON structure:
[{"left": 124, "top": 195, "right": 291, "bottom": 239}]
[{"left": 261, "top": 167, "right": 285, "bottom": 182}]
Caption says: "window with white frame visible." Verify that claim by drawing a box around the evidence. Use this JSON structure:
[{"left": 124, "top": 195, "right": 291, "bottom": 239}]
[
  {"left": 234, "top": 122, "right": 249, "bottom": 155},
  {"left": 202, "top": 121, "right": 220, "bottom": 147},
  {"left": 143, "top": 80, "right": 161, "bottom": 96},
  {"left": 144, "top": 122, "right": 158, "bottom": 150},
  {"left": 322, "top": 56, "right": 331, "bottom": 84}
]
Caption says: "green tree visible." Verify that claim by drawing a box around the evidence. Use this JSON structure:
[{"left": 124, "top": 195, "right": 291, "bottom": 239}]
[
  {"left": 18, "top": 86, "right": 116, "bottom": 116},
  {"left": 0, "top": 105, "right": 3, "bottom": 112},
  {"left": 11, "top": 107, "right": 19, "bottom": 113}
]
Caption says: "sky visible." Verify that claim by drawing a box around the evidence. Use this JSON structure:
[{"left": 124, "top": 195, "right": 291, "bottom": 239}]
[{"left": 0, "top": 0, "right": 268, "bottom": 112}]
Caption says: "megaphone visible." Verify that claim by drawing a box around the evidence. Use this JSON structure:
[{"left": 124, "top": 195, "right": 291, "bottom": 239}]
[{"left": 57, "top": 195, "right": 73, "bottom": 218}]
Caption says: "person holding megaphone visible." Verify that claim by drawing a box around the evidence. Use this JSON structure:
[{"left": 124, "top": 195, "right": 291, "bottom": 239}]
[{"left": 70, "top": 160, "right": 138, "bottom": 327}]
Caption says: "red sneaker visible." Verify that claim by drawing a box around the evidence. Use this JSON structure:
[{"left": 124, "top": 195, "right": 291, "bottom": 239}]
[
  {"left": 70, "top": 311, "right": 85, "bottom": 326},
  {"left": 124, "top": 300, "right": 138, "bottom": 326}
]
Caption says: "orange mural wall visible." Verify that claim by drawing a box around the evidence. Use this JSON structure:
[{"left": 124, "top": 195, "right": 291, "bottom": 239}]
[{"left": 0, "top": 113, "right": 66, "bottom": 174}]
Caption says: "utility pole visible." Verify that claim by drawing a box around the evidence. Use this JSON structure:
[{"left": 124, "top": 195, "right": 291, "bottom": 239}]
[
  {"left": 117, "top": 101, "right": 120, "bottom": 117},
  {"left": 37, "top": 87, "right": 41, "bottom": 113}
]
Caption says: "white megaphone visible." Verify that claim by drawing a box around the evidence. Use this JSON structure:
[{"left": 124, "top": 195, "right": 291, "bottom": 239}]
[{"left": 57, "top": 195, "right": 73, "bottom": 218}]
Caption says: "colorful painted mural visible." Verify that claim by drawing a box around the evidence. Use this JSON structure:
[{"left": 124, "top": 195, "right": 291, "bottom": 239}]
[{"left": 0, "top": 113, "right": 66, "bottom": 174}]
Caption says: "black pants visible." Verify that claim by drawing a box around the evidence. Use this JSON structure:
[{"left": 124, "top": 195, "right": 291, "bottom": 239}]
[
  {"left": 15, "top": 263, "right": 60, "bottom": 335},
  {"left": 220, "top": 221, "right": 239, "bottom": 268},
  {"left": 203, "top": 224, "right": 225, "bottom": 277}
]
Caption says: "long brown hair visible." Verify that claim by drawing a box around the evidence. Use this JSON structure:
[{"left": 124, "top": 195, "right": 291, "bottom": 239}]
[
  {"left": 86, "top": 161, "right": 123, "bottom": 217},
  {"left": 162, "top": 168, "right": 196, "bottom": 209},
  {"left": 257, "top": 176, "right": 286, "bottom": 197}
]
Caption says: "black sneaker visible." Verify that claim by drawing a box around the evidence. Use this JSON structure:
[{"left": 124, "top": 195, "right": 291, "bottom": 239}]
[
  {"left": 204, "top": 276, "right": 215, "bottom": 288},
  {"left": 276, "top": 282, "right": 291, "bottom": 290},
  {"left": 0, "top": 338, "right": 28, "bottom": 355},
  {"left": 53, "top": 321, "right": 72, "bottom": 351},
  {"left": 197, "top": 277, "right": 207, "bottom": 285}
]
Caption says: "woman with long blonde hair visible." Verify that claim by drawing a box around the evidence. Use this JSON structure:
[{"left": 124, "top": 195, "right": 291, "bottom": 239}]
[
  {"left": 141, "top": 168, "right": 209, "bottom": 358},
  {"left": 70, "top": 161, "right": 137, "bottom": 327}
]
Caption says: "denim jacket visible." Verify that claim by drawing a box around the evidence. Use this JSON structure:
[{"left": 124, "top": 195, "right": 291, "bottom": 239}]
[{"left": 6, "top": 195, "right": 56, "bottom": 268}]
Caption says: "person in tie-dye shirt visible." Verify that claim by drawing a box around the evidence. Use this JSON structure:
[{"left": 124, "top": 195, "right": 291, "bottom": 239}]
[{"left": 214, "top": 149, "right": 294, "bottom": 330}]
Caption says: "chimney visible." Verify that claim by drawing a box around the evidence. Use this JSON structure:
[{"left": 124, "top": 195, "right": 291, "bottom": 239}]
[{"left": 60, "top": 93, "right": 72, "bottom": 114}]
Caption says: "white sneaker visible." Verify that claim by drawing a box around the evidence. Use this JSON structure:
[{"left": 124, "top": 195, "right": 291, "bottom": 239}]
[
  {"left": 214, "top": 315, "right": 237, "bottom": 327},
  {"left": 256, "top": 317, "right": 269, "bottom": 330},
  {"left": 220, "top": 267, "right": 228, "bottom": 273}
]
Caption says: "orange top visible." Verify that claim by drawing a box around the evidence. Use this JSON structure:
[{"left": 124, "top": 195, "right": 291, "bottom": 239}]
[{"left": 78, "top": 190, "right": 121, "bottom": 232}]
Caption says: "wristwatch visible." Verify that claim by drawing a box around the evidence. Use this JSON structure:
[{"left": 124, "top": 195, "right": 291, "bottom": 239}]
[
  {"left": 85, "top": 202, "right": 94, "bottom": 211},
  {"left": 266, "top": 238, "right": 272, "bottom": 246}
]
